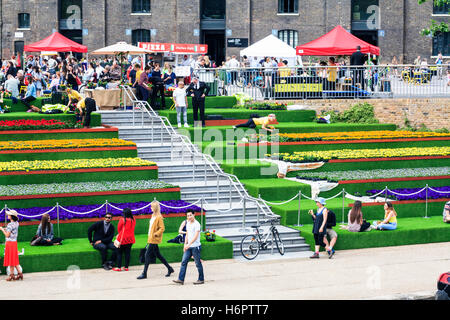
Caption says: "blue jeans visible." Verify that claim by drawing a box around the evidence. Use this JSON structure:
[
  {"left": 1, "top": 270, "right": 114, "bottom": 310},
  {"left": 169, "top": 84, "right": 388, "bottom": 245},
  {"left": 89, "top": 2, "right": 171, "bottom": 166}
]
[
  {"left": 178, "top": 246, "right": 204, "bottom": 282},
  {"left": 374, "top": 221, "right": 397, "bottom": 230}
]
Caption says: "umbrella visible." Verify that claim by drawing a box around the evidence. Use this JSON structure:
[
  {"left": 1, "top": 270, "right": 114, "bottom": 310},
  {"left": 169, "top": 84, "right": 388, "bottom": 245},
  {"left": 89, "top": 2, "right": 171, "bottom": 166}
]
[{"left": 90, "top": 42, "right": 152, "bottom": 55}]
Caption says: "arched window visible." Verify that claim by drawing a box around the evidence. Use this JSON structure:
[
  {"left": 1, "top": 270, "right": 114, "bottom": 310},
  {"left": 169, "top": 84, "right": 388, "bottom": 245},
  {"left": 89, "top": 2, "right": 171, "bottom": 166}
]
[
  {"left": 132, "top": 0, "right": 151, "bottom": 13},
  {"left": 278, "top": 0, "right": 298, "bottom": 14},
  {"left": 278, "top": 30, "right": 298, "bottom": 48},
  {"left": 18, "top": 13, "right": 30, "bottom": 29},
  {"left": 132, "top": 29, "right": 151, "bottom": 46}
]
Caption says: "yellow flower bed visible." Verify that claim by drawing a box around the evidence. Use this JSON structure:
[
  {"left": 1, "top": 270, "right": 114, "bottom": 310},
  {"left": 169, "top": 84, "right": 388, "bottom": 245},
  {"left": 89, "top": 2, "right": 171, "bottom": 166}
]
[
  {"left": 278, "top": 131, "right": 450, "bottom": 141},
  {"left": 0, "top": 158, "right": 155, "bottom": 172},
  {"left": 270, "top": 146, "right": 450, "bottom": 163},
  {"left": 0, "top": 139, "right": 136, "bottom": 151}
]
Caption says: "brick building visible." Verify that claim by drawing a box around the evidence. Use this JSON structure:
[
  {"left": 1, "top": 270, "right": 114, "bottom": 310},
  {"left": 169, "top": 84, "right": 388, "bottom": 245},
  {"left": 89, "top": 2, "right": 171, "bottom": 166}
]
[{"left": 0, "top": 0, "right": 449, "bottom": 64}]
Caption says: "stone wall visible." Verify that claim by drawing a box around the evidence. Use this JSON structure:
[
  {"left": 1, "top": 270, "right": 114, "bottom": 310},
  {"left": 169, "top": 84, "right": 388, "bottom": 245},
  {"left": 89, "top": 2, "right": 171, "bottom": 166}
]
[{"left": 282, "top": 98, "right": 450, "bottom": 130}]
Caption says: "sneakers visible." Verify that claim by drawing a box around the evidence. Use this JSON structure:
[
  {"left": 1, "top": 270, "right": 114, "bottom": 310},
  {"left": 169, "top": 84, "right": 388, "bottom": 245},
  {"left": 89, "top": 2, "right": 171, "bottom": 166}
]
[
  {"left": 112, "top": 267, "right": 121, "bottom": 271},
  {"left": 123, "top": 268, "right": 129, "bottom": 271},
  {"left": 178, "top": 123, "right": 182, "bottom": 128},
  {"left": 172, "top": 279, "right": 184, "bottom": 285},
  {"left": 329, "top": 249, "right": 335, "bottom": 259},
  {"left": 184, "top": 123, "right": 189, "bottom": 128},
  {"left": 193, "top": 280, "right": 204, "bottom": 285},
  {"left": 309, "top": 252, "right": 320, "bottom": 259},
  {"left": 102, "top": 263, "right": 112, "bottom": 270}
]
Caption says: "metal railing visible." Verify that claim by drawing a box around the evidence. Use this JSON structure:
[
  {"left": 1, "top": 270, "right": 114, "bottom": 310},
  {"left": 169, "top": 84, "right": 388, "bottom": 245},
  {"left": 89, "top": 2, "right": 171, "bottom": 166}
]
[
  {"left": 120, "top": 85, "right": 278, "bottom": 227},
  {"left": 193, "top": 64, "right": 450, "bottom": 100}
]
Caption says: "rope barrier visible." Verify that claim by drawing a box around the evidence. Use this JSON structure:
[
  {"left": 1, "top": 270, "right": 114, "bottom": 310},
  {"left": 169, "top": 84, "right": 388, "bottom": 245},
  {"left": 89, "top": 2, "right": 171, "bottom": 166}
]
[
  {"left": 58, "top": 203, "right": 106, "bottom": 215},
  {"left": 159, "top": 198, "right": 202, "bottom": 209},
  {"left": 203, "top": 198, "right": 244, "bottom": 213},
  {"left": 15, "top": 206, "right": 57, "bottom": 218},
  {"left": 264, "top": 193, "right": 299, "bottom": 205},
  {"left": 428, "top": 187, "right": 450, "bottom": 194},
  {"left": 386, "top": 187, "right": 427, "bottom": 197},
  {"left": 107, "top": 202, "right": 152, "bottom": 212},
  {"left": 324, "top": 190, "right": 344, "bottom": 201}
]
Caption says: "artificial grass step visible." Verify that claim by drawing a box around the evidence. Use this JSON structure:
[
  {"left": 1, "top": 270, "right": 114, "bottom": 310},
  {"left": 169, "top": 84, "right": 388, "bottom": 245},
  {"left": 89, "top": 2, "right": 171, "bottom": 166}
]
[
  {"left": 240, "top": 178, "right": 312, "bottom": 201},
  {"left": 292, "top": 216, "right": 450, "bottom": 251},
  {"left": 159, "top": 109, "right": 316, "bottom": 125},
  {"left": 0, "top": 127, "right": 118, "bottom": 141},
  {"left": 271, "top": 197, "right": 449, "bottom": 226},
  {"left": 0, "top": 112, "right": 101, "bottom": 127},
  {"left": 2, "top": 232, "right": 233, "bottom": 274}
]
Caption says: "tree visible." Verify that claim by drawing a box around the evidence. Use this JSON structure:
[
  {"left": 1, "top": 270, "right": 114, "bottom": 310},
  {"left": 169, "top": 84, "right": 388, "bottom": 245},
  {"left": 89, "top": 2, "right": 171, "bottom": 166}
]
[{"left": 419, "top": 0, "right": 449, "bottom": 36}]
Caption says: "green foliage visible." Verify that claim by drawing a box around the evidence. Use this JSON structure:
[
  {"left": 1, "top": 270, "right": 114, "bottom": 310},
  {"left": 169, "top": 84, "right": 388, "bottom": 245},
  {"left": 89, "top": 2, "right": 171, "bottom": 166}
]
[
  {"left": 322, "top": 103, "right": 379, "bottom": 124},
  {"left": 419, "top": 0, "right": 450, "bottom": 36}
]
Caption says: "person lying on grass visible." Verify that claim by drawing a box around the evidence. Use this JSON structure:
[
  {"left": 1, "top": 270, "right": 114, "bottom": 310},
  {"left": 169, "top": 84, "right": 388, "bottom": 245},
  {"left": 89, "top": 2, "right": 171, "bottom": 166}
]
[
  {"left": 372, "top": 201, "right": 397, "bottom": 230},
  {"left": 233, "top": 114, "right": 278, "bottom": 133}
]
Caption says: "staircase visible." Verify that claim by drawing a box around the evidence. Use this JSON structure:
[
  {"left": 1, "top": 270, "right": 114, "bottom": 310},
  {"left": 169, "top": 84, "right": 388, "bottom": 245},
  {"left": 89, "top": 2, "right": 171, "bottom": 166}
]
[{"left": 98, "top": 91, "right": 311, "bottom": 257}]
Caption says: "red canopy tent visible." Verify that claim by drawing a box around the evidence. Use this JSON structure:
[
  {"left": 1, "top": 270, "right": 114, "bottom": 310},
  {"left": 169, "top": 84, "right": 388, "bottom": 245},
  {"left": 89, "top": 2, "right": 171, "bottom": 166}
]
[
  {"left": 24, "top": 32, "right": 87, "bottom": 53},
  {"left": 296, "top": 25, "right": 380, "bottom": 56}
]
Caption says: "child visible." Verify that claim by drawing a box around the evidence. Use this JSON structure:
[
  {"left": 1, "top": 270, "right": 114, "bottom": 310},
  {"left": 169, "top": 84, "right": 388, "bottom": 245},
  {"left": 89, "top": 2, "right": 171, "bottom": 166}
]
[{"left": 173, "top": 81, "right": 189, "bottom": 128}]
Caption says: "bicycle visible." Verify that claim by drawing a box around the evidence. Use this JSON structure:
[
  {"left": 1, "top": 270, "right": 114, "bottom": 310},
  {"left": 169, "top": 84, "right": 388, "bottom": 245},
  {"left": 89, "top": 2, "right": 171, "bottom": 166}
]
[{"left": 240, "top": 218, "right": 285, "bottom": 260}]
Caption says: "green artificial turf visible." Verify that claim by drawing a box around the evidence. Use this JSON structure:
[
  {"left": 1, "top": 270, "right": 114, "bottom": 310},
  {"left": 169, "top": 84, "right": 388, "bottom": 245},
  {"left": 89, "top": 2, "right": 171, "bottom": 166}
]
[
  {"left": 0, "top": 167, "right": 158, "bottom": 186},
  {"left": 2, "top": 97, "right": 47, "bottom": 112},
  {"left": 159, "top": 109, "right": 316, "bottom": 125},
  {"left": 152, "top": 96, "right": 237, "bottom": 110},
  {"left": 292, "top": 216, "right": 450, "bottom": 251},
  {"left": 271, "top": 197, "right": 448, "bottom": 226},
  {"left": 0, "top": 129, "right": 118, "bottom": 141},
  {"left": 0, "top": 112, "right": 101, "bottom": 127},
  {"left": 1, "top": 233, "right": 233, "bottom": 273},
  {"left": 0, "top": 148, "right": 137, "bottom": 162},
  {"left": 241, "top": 178, "right": 312, "bottom": 201},
  {"left": 220, "top": 160, "right": 278, "bottom": 179}
]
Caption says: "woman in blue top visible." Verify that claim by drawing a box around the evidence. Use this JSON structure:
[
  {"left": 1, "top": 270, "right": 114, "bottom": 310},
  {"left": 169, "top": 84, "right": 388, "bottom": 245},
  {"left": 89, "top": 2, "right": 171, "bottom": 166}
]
[
  {"left": 163, "top": 66, "right": 177, "bottom": 90},
  {"left": 31, "top": 213, "right": 63, "bottom": 246},
  {"left": 308, "top": 197, "right": 331, "bottom": 259},
  {"left": 20, "top": 76, "right": 40, "bottom": 112}
]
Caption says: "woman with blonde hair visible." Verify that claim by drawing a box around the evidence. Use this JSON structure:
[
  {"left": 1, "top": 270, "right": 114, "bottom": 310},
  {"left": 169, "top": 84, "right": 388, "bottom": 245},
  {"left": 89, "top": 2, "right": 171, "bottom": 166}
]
[
  {"left": 137, "top": 201, "right": 174, "bottom": 279},
  {"left": 373, "top": 201, "right": 398, "bottom": 230}
]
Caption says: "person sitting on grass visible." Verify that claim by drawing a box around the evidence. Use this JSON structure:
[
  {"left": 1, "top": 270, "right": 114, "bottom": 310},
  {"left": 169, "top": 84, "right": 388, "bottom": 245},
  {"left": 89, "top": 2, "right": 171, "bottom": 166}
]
[
  {"left": 340, "top": 200, "right": 371, "bottom": 232},
  {"left": 308, "top": 197, "right": 332, "bottom": 259},
  {"left": 167, "top": 211, "right": 188, "bottom": 244},
  {"left": 21, "top": 76, "right": 40, "bottom": 112},
  {"left": 30, "top": 213, "right": 63, "bottom": 246},
  {"left": 233, "top": 114, "right": 278, "bottom": 133},
  {"left": 373, "top": 201, "right": 397, "bottom": 230},
  {"left": 443, "top": 201, "right": 450, "bottom": 223}
]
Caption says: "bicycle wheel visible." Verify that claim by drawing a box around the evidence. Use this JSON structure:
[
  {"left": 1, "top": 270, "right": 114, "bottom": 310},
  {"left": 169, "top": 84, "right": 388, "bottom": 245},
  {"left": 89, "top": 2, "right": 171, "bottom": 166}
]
[
  {"left": 240, "top": 235, "right": 260, "bottom": 260},
  {"left": 273, "top": 229, "right": 285, "bottom": 255}
]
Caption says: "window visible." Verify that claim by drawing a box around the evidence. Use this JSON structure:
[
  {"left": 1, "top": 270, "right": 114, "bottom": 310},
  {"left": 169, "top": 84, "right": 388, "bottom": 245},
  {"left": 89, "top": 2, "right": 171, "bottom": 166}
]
[
  {"left": 433, "top": 3, "right": 450, "bottom": 14},
  {"left": 201, "top": 0, "right": 225, "bottom": 19},
  {"left": 132, "top": 0, "right": 151, "bottom": 13},
  {"left": 132, "top": 29, "right": 150, "bottom": 46},
  {"left": 18, "top": 13, "right": 30, "bottom": 29},
  {"left": 278, "top": 30, "right": 299, "bottom": 47},
  {"left": 278, "top": 0, "right": 298, "bottom": 14},
  {"left": 433, "top": 32, "right": 450, "bottom": 56}
]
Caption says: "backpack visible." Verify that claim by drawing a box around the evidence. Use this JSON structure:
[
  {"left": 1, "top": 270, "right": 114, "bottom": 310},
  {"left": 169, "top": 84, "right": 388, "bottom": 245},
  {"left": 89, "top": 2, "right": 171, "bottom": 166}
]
[
  {"left": 326, "top": 209, "right": 336, "bottom": 228},
  {"left": 436, "top": 272, "right": 450, "bottom": 300}
]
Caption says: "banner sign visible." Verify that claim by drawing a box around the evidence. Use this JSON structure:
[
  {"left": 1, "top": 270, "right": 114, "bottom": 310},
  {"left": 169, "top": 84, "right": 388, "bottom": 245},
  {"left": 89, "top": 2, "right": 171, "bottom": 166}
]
[{"left": 139, "top": 42, "right": 208, "bottom": 54}]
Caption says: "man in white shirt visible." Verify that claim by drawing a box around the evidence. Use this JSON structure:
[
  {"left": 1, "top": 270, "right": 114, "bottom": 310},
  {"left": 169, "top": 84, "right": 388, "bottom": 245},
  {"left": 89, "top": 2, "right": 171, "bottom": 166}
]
[
  {"left": 4, "top": 75, "right": 20, "bottom": 98},
  {"left": 172, "top": 81, "right": 189, "bottom": 127},
  {"left": 173, "top": 210, "right": 204, "bottom": 285},
  {"left": 228, "top": 55, "right": 240, "bottom": 84}
]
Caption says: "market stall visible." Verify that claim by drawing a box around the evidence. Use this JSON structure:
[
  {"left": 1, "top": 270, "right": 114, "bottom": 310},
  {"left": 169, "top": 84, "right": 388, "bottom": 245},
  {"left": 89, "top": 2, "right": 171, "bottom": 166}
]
[{"left": 24, "top": 32, "right": 88, "bottom": 53}]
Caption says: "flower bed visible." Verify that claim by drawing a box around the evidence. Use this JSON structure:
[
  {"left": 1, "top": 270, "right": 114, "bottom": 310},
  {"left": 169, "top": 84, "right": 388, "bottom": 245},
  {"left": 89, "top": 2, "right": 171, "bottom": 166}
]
[
  {"left": 366, "top": 186, "right": 450, "bottom": 201},
  {"left": 295, "top": 167, "right": 450, "bottom": 182},
  {"left": 0, "top": 157, "right": 155, "bottom": 172},
  {"left": 0, "top": 119, "right": 74, "bottom": 130},
  {"left": 268, "top": 146, "right": 450, "bottom": 163},
  {"left": 2, "top": 200, "right": 202, "bottom": 222},
  {"left": 0, "top": 180, "right": 174, "bottom": 197},
  {"left": 233, "top": 102, "right": 287, "bottom": 111},
  {"left": 0, "top": 138, "right": 136, "bottom": 151}
]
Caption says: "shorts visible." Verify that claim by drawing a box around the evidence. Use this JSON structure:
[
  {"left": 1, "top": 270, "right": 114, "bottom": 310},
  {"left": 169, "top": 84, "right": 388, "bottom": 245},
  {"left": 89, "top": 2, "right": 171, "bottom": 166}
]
[{"left": 326, "top": 228, "right": 337, "bottom": 239}]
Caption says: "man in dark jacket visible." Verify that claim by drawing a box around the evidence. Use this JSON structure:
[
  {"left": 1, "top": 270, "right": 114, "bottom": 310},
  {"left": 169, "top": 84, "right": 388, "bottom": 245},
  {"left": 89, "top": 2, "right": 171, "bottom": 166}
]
[
  {"left": 186, "top": 76, "right": 210, "bottom": 127},
  {"left": 88, "top": 213, "right": 117, "bottom": 270},
  {"left": 350, "top": 46, "right": 367, "bottom": 91}
]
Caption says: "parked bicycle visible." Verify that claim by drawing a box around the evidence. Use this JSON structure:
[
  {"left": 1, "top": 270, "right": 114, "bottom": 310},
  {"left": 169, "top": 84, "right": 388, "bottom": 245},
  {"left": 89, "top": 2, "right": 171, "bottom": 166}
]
[{"left": 240, "top": 218, "right": 285, "bottom": 260}]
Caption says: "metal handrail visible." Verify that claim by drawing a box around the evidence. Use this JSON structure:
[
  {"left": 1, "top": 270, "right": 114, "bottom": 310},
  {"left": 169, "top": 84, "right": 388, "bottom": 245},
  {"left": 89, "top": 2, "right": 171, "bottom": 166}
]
[{"left": 120, "top": 85, "right": 277, "bottom": 220}]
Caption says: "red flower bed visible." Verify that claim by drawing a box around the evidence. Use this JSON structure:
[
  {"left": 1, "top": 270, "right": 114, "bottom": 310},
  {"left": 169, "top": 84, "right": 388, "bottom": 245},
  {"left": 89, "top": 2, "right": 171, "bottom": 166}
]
[{"left": 0, "top": 119, "right": 73, "bottom": 131}]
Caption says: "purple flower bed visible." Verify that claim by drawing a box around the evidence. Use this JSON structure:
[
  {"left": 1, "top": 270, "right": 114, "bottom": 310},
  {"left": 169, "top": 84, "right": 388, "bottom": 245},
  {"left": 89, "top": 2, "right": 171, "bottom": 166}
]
[
  {"left": 0, "top": 200, "right": 203, "bottom": 222},
  {"left": 366, "top": 186, "right": 450, "bottom": 201}
]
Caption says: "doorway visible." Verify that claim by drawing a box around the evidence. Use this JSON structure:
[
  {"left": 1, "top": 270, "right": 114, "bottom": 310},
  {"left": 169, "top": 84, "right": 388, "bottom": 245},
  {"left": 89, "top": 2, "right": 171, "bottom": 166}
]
[
  {"left": 351, "top": 30, "right": 378, "bottom": 47},
  {"left": 202, "top": 30, "right": 225, "bottom": 66}
]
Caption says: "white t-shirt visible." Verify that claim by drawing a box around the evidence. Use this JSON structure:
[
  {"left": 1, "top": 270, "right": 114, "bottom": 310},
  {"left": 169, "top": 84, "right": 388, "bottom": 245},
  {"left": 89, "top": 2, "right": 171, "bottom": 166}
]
[
  {"left": 186, "top": 219, "right": 201, "bottom": 248},
  {"left": 173, "top": 88, "right": 187, "bottom": 107},
  {"left": 148, "top": 216, "right": 156, "bottom": 236}
]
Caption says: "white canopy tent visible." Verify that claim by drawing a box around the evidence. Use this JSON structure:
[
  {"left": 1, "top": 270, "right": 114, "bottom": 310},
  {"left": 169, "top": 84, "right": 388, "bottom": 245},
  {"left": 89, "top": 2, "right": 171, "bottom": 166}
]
[
  {"left": 90, "top": 42, "right": 152, "bottom": 55},
  {"left": 240, "top": 35, "right": 302, "bottom": 67}
]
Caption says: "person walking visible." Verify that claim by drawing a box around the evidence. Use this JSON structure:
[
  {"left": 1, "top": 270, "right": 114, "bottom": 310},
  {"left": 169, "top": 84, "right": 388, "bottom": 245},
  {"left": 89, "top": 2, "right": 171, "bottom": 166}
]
[
  {"left": 137, "top": 201, "right": 174, "bottom": 279},
  {"left": 112, "top": 208, "right": 136, "bottom": 272},
  {"left": 173, "top": 209, "right": 204, "bottom": 285},
  {"left": 308, "top": 198, "right": 331, "bottom": 259},
  {"left": 0, "top": 210, "right": 23, "bottom": 281},
  {"left": 186, "top": 76, "right": 209, "bottom": 127}
]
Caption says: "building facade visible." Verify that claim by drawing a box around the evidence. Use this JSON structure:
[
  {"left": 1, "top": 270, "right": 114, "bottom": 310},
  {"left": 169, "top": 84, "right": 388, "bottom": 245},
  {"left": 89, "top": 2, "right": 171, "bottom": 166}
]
[{"left": 1, "top": 0, "right": 449, "bottom": 64}]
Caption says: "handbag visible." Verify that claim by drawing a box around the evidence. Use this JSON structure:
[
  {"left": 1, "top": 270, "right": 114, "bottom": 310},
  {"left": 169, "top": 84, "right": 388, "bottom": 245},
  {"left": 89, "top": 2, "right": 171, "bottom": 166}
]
[
  {"left": 114, "top": 218, "right": 126, "bottom": 248},
  {"left": 76, "top": 76, "right": 82, "bottom": 86}
]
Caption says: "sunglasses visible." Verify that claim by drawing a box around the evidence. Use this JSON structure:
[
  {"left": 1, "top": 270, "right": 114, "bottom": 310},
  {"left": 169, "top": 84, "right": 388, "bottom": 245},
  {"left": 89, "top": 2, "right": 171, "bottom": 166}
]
[{"left": 105, "top": 216, "right": 112, "bottom": 219}]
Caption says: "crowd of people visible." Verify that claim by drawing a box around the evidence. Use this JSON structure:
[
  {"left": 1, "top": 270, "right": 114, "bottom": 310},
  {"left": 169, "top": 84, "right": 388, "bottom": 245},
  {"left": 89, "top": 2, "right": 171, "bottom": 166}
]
[{"left": 1, "top": 202, "right": 205, "bottom": 284}]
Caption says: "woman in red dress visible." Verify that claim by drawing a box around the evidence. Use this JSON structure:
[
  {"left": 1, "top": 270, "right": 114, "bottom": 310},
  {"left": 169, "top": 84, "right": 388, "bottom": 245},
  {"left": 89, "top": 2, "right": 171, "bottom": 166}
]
[
  {"left": 112, "top": 208, "right": 136, "bottom": 271},
  {"left": 0, "top": 210, "right": 23, "bottom": 281}
]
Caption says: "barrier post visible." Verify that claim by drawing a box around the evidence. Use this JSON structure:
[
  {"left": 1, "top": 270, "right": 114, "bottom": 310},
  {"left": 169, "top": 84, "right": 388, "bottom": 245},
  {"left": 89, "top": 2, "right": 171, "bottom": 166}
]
[
  {"left": 342, "top": 188, "right": 345, "bottom": 223},
  {"left": 294, "top": 190, "right": 303, "bottom": 227},
  {"left": 384, "top": 186, "right": 388, "bottom": 202},
  {"left": 56, "top": 203, "right": 61, "bottom": 237},
  {"left": 425, "top": 184, "right": 430, "bottom": 219},
  {"left": 105, "top": 200, "right": 108, "bottom": 214},
  {"left": 201, "top": 197, "right": 204, "bottom": 232},
  {"left": 239, "top": 196, "right": 250, "bottom": 233},
  {"left": 4, "top": 204, "right": 7, "bottom": 225},
  {"left": 216, "top": 175, "right": 220, "bottom": 204},
  {"left": 257, "top": 194, "right": 261, "bottom": 226}
]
